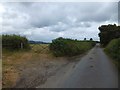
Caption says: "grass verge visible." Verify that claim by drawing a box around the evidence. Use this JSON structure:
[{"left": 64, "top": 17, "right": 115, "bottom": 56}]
[{"left": 104, "top": 38, "right": 120, "bottom": 71}]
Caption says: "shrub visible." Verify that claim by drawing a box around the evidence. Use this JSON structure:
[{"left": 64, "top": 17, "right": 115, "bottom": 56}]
[
  {"left": 98, "top": 24, "right": 120, "bottom": 47},
  {"left": 49, "top": 37, "right": 95, "bottom": 57},
  {"left": 2, "top": 34, "right": 30, "bottom": 50},
  {"left": 105, "top": 38, "right": 120, "bottom": 60}
]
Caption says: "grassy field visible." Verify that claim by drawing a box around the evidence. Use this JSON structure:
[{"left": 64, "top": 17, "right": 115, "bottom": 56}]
[{"left": 2, "top": 44, "right": 52, "bottom": 88}]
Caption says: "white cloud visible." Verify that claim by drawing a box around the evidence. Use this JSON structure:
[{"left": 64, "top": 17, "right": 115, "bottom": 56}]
[{"left": 1, "top": 2, "right": 118, "bottom": 42}]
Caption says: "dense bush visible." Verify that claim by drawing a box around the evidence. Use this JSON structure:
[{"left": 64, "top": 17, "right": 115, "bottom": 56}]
[
  {"left": 105, "top": 38, "right": 120, "bottom": 60},
  {"left": 98, "top": 24, "right": 120, "bottom": 46},
  {"left": 49, "top": 37, "right": 95, "bottom": 57},
  {"left": 2, "top": 34, "right": 30, "bottom": 50}
]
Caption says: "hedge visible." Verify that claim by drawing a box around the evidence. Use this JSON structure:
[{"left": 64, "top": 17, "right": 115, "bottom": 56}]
[
  {"left": 49, "top": 37, "right": 95, "bottom": 57},
  {"left": 2, "top": 34, "right": 30, "bottom": 50}
]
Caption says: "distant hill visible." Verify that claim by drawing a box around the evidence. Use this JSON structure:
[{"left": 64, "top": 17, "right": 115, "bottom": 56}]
[{"left": 29, "top": 40, "right": 49, "bottom": 44}]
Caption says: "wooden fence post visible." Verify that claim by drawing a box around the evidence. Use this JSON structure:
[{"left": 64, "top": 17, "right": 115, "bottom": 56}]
[{"left": 21, "top": 42, "right": 23, "bottom": 49}]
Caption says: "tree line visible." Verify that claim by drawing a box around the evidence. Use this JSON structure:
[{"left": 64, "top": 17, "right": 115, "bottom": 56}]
[{"left": 98, "top": 24, "right": 120, "bottom": 46}]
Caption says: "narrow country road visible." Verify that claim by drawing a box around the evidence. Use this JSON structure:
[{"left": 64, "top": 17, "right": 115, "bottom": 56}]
[{"left": 37, "top": 44, "right": 118, "bottom": 88}]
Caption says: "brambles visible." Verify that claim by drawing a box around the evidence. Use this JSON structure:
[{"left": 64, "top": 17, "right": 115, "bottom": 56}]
[
  {"left": 49, "top": 37, "right": 95, "bottom": 57},
  {"left": 2, "top": 34, "right": 30, "bottom": 50}
]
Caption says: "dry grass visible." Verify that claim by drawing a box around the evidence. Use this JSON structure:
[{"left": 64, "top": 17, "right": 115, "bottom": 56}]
[
  {"left": 30, "top": 44, "right": 50, "bottom": 54},
  {"left": 2, "top": 44, "right": 55, "bottom": 88}
]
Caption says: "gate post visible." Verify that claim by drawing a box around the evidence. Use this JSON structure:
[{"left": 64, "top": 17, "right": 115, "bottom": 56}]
[{"left": 21, "top": 42, "right": 23, "bottom": 49}]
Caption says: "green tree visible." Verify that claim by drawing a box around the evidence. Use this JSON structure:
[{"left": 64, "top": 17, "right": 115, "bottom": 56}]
[
  {"left": 84, "top": 38, "right": 86, "bottom": 41},
  {"left": 98, "top": 24, "right": 120, "bottom": 46},
  {"left": 90, "top": 38, "right": 93, "bottom": 41}
]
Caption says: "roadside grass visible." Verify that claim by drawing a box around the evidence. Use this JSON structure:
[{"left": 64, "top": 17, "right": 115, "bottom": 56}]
[
  {"left": 2, "top": 44, "right": 53, "bottom": 88},
  {"left": 104, "top": 50, "right": 120, "bottom": 71},
  {"left": 104, "top": 38, "right": 120, "bottom": 71}
]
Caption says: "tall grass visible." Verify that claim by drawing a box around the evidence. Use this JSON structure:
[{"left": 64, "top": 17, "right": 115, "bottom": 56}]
[{"left": 105, "top": 38, "right": 120, "bottom": 60}]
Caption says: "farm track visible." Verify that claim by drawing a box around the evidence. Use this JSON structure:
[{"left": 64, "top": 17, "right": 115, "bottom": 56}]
[{"left": 37, "top": 44, "right": 118, "bottom": 88}]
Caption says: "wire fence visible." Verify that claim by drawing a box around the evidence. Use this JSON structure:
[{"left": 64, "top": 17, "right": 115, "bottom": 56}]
[
  {"left": 29, "top": 44, "right": 50, "bottom": 54},
  {"left": 2, "top": 43, "right": 50, "bottom": 54},
  {"left": 2, "top": 43, "right": 23, "bottom": 49}
]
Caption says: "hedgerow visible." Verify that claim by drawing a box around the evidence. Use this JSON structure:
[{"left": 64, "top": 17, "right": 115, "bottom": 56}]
[
  {"left": 2, "top": 34, "right": 30, "bottom": 50},
  {"left": 105, "top": 38, "right": 120, "bottom": 60},
  {"left": 104, "top": 38, "right": 120, "bottom": 70},
  {"left": 49, "top": 37, "right": 95, "bottom": 57}
]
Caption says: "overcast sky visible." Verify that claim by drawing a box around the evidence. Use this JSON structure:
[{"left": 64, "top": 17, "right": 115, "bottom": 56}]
[{"left": 0, "top": 2, "right": 118, "bottom": 42}]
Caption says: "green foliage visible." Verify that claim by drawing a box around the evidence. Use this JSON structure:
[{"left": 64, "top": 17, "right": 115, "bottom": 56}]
[
  {"left": 90, "top": 38, "right": 93, "bottom": 41},
  {"left": 105, "top": 38, "right": 120, "bottom": 69},
  {"left": 105, "top": 38, "right": 120, "bottom": 60},
  {"left": 2, "top": 34, "right": 30, "bottom": 50},
  {"left": 98, "top": 24, "right": 120, "bottom": 46},
  {"left": 49, "top": 37, "right": 95, "bottom": 57},
  {"left": 84, "top": 38, "right": 86, "bottom": 41}
]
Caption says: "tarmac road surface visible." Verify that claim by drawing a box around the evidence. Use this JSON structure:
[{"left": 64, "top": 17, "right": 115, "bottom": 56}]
[{"left": 37, "top": 44, "right": 118, "bottom": 88}]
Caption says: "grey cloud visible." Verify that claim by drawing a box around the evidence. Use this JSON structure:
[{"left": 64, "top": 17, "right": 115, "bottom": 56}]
[
  {"left": 19, "top": 2, "right": 34, "bottom": 7},
  {"left": 1, "top": 2, "right": 118, "bottom": 42},
  {"left": 6, "top": 2, "right": 117, "bottom": 28}
]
